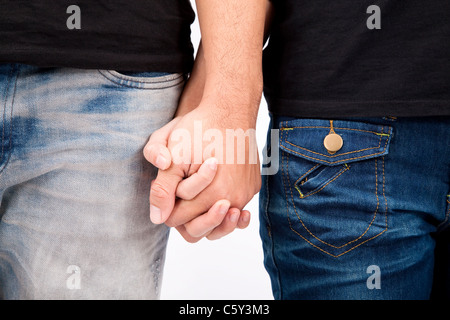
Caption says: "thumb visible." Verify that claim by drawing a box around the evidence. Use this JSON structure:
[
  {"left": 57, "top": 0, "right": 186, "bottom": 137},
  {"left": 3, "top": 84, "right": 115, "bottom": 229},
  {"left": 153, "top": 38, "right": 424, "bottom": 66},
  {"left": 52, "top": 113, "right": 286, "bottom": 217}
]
[{"left": 150, "top": 165, "right": 185, "bottom": 224}]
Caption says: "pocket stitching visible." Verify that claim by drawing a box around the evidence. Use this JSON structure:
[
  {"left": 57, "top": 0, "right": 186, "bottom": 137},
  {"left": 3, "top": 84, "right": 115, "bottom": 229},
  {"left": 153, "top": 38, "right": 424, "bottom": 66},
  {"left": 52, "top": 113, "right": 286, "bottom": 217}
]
[
  {"left": 97, "top": 70, "right": 184, "bottom": 90},
  {"left": 294, "top": 164, "right": 350, "bottom": 199},
  {"left": 281, "top": 125, "right": 391, "bottom": 165},
  {"left": 281, "top": 122, "right": 391, "bottom": 161},
  {"left": 284, "top": 141, "right": 389, "bottom": 258},
  {"left": 294, "top": 163, "right": 321, "bottom": 186},
  {"left": 283, "top": 128, "right": 383, "bottom": 158},
  {"left": 105, "top": 70, "right": 183, "bottom": 84}
]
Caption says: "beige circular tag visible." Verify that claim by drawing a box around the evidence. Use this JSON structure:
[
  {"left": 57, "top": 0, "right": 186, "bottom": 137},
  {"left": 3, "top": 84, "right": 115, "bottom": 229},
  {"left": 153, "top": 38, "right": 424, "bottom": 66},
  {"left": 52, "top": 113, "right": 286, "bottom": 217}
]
[{"left": 324, "top": 133, "right": 343, "bottom": 154}]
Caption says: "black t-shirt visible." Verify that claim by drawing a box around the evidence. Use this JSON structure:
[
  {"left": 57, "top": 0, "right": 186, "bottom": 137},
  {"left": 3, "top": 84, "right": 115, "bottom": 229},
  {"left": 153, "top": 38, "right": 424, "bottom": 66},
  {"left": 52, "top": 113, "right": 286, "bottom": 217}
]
[
  {"left": 263, "top": 0, "right": 450, "bottom": 117},
  {"left": 0, "top": 0, "right": 195, "bottom": 73}
]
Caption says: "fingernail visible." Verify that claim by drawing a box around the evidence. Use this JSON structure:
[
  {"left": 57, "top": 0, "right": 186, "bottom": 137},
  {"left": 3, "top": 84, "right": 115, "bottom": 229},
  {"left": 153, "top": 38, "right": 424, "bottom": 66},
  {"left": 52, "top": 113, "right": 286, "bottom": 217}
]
[
  {"left": 155, "top": 154, "right": 169, "bottom": 169},
  {"left": 206, "top": 158, "right": 218, "bottom": 171},
  {"left": 219, "top": 202, "right": 230, "bottom": 215},
  {"left": 150, "top": 205, "right": 162, "bottom": 224},
  {"left": 242, "top": 212, "right": 250, "bottom": 223},
  {"left": 230, "top": 210, "right": 239, "bottom": 223}
]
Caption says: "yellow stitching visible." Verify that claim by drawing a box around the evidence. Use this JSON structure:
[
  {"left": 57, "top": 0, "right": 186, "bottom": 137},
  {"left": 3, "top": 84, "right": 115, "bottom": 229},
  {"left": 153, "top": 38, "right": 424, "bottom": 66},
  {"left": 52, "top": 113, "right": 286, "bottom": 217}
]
[
  {"left": 296, "top": 164, "right": 350, "bottom": 199},
  {"left": 281, "top": 145, "right": 388, "bottom": 165},
  {"left": 294, "top": 184, "right": 304, "bottom": 198},
  {"left": 329, "top": 120, "right": 336, "bottom": 134},
  {"left": 281, "top": 132, "right": 390, "bottom": 165},
  {"left": 285, "top": 153, "right": 333, "bottom": 255},
  {"left": 285, "top": 151, "right": 342, "bottom": 257},
  {"left": 294, "top": 163, "right": 320, "bottom": 186},
  {"left": 281, "top": 120, "right": 388, "bottom": 256},
  {"left": 285, "top": 154, "right": 389, "bottom": 257},
  {"left": 382, "top": 157, "right": 388, "bottom": 233},
  {"left": 281, "top": 125, "right": 385, "bottom": 135},
  {"left": 437, "top": 198, "right": 450, "bottom": 229},
  {"left": 285, "top": 139, "right": 382, "bottom": 158},
  {"left": 291, "top": 160, "right": 378, "bottom": 249},
  {"left": 282, "top": 126, "right": 389, "bottom": 159},
  {"left": 375, "top": 133, "right": 390, "bottom": 137}
]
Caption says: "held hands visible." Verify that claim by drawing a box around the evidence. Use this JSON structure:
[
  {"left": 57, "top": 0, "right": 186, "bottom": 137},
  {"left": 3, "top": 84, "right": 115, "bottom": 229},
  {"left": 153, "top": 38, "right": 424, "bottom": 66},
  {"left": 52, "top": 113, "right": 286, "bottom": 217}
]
[
  {"left": 144, "top": 102, "right": 261, "bottom": 243},
  {"left": 142, "top": 0, "right": 266, "bottom": 241}
]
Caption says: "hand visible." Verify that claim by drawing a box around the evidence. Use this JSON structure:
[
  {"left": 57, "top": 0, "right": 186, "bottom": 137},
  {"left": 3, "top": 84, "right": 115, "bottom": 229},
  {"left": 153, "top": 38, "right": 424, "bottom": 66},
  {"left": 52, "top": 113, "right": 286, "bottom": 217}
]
[
  {"left": 143, "top": 0, "right": 267, "bottom": 241},
  {"left": 144, "top": 101, "right": 261, "bottom": 240},
  {"left": 175, "top": 202, "right": 251, "bottom": 243},
  {"left": 145, "top": 118, "right": 253, "bottom": 243}
]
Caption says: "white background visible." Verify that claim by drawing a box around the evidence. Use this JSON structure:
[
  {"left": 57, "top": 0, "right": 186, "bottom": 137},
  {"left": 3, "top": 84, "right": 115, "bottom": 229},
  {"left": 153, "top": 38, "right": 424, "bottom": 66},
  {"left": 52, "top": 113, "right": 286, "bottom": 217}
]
[{"left": 160, "top": 2, "right": 273, "bottom": 300}]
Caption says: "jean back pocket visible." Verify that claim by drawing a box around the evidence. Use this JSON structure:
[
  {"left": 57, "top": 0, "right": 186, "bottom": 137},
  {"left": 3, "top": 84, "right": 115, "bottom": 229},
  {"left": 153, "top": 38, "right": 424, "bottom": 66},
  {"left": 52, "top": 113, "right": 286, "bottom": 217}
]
[{"left": 278, "top": 118, "right": 393, "bottom": 257}]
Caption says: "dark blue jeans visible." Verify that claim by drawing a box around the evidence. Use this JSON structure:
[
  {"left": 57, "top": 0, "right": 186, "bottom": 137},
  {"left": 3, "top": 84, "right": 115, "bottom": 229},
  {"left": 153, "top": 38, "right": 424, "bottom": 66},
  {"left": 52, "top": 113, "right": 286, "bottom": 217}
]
[{"left": 260, "top": 115, "right": 450, "bottom": 299}]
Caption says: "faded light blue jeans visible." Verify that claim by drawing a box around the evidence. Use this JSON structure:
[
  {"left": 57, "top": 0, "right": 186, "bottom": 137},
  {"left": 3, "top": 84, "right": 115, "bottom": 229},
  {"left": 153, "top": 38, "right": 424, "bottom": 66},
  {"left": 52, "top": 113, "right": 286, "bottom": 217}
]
[
  {"left": 0, "top": 64, "right": 184, "bottom": 299},
  {"left": 260, "top": 115, "right": 450, "bottom": 299}
]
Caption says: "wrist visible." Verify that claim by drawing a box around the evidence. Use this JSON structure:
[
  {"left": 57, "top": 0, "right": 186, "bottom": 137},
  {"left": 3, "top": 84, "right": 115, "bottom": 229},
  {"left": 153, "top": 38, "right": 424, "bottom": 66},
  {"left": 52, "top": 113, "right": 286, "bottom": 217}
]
[
  {"left": 202, "top": 75, "right": 262, "bottom": 117},
  {"left": 196, "top": 95, "right": 260, "bottom": 130}
]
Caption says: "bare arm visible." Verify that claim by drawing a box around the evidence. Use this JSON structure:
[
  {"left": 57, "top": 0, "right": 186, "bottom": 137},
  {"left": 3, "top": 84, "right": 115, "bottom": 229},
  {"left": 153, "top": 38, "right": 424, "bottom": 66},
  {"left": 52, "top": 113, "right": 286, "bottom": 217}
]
[
  {"left": 195, "top": 0, "right": 266, "bottom": 122},
  {"left": 145, "top": 0, "right": 269, "bottom": 241}
]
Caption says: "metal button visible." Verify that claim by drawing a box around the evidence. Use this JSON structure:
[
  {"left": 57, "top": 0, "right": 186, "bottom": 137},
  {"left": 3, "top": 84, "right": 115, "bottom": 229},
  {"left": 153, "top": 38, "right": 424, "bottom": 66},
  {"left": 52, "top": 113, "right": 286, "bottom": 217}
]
[{"left": 324, "top": 133, "right": 343, "bottom": 154}]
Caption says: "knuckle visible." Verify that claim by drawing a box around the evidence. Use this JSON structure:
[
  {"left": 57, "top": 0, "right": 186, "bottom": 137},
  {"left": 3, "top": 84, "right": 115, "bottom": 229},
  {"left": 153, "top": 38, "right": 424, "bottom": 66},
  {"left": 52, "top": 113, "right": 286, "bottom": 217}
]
[
  {"left": 234, "top": 193, "right": 249, "bottom": 209},
  {"left": 197, "top": 170, "right": 214, "bottom": 183},
  {"left": 150, "top": 182, "right": 170, "bottom": 200}
]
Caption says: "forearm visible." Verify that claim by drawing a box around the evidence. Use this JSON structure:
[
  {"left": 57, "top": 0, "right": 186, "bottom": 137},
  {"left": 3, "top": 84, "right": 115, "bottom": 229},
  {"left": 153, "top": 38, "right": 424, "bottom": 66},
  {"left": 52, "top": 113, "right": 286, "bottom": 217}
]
[
  {"left": 175, "top": 42, "right": 206, "bottom": 117},
  {"left": 195, "top": 0, "right": 267, "bottom": 122},
  {"left": 178, "top": 1, "right": 273, "bottom": 119}
]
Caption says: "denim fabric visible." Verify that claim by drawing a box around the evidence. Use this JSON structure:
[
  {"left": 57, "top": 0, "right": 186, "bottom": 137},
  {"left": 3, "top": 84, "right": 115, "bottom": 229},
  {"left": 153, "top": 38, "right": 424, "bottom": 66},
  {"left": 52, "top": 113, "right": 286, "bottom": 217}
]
[
  {"left": 260, "top": 115, "right": 450, "bottom": 299},
  {"left": 0, "top": 64, "right": 185, "bottom": 299}
]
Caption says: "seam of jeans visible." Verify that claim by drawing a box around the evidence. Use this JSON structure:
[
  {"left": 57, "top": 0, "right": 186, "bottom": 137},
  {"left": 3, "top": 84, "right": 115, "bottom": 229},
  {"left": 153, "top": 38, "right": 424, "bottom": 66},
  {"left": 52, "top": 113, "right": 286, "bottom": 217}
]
[
  {"left": 295, "top": 164, "right": 350, "bottom": 199},
  {"left": 281, "top": 124, "right": 390, "bottom": 160},
  {"left": 107, "top": 71, "right": 182, "bottom": 84},
  {"left": 97, "top": 70, "right": 185, "bottom": 90},
  {"left": 294, "top": 163, "right": 321, "bottom": 186},
  {"left": 281, "top": 126, "right": 391, "bottom": 165},
  {"left": 1, "top": 65, "right": 13, "bottom": 165},
  {"left": 280, "top": 142, "right": 290, "bottom": 299},
  {"left": 282, "top": 125, "right": 386, "bottom": 135},
  {"left": 267, "top": 125, "right": 287, "bottom": 299},
  {"left": 0, "top": 65, "right": 18, "bottom": 177},
  {"left": 284, "top": 150, "right": 332, "bottom": 256},
  {"left": 285, "top": 150, "right": 388, "bottom": 258},
  {"left": 264, "top": 172, "right": 283, "bottom": 299},
  {"left": 263, "top": 175, "right": 272, "bottom": 239}
]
